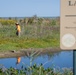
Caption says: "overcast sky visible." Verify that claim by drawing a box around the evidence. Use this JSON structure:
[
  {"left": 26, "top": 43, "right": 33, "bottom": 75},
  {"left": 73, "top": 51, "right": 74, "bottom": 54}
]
[{"left": 0, "top": 0, "right": 60, "bottom": 17}]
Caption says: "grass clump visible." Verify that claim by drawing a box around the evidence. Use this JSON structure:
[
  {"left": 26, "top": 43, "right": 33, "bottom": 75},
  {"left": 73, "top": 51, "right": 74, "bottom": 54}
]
[{"left": 0, "top": 37, "right": 59, "bottom": 51}]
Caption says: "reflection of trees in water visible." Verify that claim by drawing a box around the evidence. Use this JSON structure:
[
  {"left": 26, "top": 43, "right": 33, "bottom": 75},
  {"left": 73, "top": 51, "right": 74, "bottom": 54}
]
[
  {"left": 23, "top": 50, "right": 61, "bottom": 66},
  {"left": 23, "top": 50, "right": 42, "bottom": 66},
  {"left": 22, "top": 50, "right": 73, "bottom": 71},
  {"left": 40, "top": 52, "right": 60, "bottom": 60},
  {"left": 25, "top": 50, "right": 61, "bottom": 59}
]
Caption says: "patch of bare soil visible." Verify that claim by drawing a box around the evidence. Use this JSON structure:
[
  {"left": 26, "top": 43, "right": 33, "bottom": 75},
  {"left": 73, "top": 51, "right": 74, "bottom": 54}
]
[{"left": 0, "top": 47, "right": 65, "bottom": 58}]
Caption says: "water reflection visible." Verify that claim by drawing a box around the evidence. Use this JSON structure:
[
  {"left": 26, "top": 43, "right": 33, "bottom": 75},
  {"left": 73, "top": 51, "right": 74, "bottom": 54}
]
[
  {"left": 0, "top": 51, "right": 73, "bottom": 69},
  {"left": 16, "top": 57, "right": 21, "bottom": 65}
]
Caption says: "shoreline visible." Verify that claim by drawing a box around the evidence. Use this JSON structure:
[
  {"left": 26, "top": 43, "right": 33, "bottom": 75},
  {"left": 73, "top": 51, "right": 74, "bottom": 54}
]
[{"left": 0, "top": 47, "right": 72, "bottom": 58}]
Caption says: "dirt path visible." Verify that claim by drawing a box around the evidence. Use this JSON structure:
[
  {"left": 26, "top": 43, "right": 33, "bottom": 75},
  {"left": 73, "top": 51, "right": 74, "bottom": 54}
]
[{"left": 0, "top": 47, "right": 64, "bottom": 58}]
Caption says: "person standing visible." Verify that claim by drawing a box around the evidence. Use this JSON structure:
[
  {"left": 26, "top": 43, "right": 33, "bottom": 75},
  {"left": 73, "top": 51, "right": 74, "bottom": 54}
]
[{"left": 15, "top": 23, "right": 21, "bottom": 37}]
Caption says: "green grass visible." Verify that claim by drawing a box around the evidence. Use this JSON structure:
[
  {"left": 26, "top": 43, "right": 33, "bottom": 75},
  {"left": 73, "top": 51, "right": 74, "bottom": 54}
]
[
  {"left": 0, "top": 20, "right": 60, "bottom": 51},
  {"left": 0, "top": 37, "right": 59, "bottom": 51}
]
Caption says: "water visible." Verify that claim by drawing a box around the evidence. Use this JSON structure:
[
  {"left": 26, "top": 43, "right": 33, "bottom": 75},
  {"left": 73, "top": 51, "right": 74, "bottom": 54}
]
[{"left": 0, "top": 51, "right": 73, "bottom": 69}]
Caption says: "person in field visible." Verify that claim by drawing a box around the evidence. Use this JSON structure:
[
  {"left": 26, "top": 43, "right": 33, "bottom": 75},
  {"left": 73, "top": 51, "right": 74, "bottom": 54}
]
[{"left": 15, "top": 23, "right": 21, "bottom": 37}]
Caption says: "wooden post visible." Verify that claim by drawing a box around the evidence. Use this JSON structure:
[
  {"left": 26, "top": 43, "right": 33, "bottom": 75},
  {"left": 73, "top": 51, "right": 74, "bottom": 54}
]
[{"left": 73, "top": 50, "right": 76, "bottom": 75}]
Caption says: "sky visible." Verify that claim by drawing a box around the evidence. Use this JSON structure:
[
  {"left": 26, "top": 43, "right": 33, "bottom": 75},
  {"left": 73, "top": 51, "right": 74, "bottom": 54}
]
[{"left": 0, "top": 0, "right": 60, "bottom": 17}]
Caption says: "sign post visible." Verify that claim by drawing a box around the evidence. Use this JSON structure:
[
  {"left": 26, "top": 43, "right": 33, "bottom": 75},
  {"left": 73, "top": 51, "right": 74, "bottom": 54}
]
[
  {"left": 73, "top": 51, "right": 75, "bottom": 75},
  {"left": 61, "top": 0, "right": 76, "bottom": 75}
]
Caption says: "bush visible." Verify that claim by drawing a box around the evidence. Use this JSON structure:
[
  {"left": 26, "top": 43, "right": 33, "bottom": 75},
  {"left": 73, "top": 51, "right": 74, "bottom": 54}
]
[
  {"left": 0, "top": 19, "right": 16, "bottom": 25},
  {"left": 51, "top": 20, "right": 56, "bottom": 26},
  {"left": 0, "top": 65, "right": 73, "bottom": 75}
]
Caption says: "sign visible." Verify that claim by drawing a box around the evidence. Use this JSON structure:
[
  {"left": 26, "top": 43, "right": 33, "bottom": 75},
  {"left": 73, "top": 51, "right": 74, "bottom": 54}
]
[{"left": 60, "top": 0, "right": 76, "bottom": 49}]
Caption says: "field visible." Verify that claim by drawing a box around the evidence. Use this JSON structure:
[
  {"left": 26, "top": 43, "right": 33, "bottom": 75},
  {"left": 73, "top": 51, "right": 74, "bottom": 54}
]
[
  {"left": 0, "top": 17, "right": 60, "bottom": 51},
  {"left": 0, "top": 17, "right": 73, "bottom": 75}
]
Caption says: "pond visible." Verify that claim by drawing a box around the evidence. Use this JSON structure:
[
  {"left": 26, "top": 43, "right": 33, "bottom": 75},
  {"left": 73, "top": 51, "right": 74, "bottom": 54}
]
[{"left": 0, "top": 51, "right": 73, "bottom": 70}]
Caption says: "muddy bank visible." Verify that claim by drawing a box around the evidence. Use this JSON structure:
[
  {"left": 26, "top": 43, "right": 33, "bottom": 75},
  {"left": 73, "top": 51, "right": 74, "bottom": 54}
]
[{"left": 0, "top": 47, "right": 65, "bottom": 58}]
